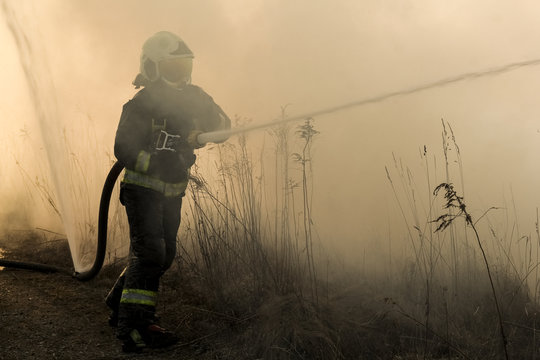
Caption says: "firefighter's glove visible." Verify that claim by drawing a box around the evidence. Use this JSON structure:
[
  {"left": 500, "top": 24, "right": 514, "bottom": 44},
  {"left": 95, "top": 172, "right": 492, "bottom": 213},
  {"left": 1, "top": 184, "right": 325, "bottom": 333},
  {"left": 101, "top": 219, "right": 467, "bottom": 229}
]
[{"left": 187, "top": 130, "right": 205, "bottom": 149}]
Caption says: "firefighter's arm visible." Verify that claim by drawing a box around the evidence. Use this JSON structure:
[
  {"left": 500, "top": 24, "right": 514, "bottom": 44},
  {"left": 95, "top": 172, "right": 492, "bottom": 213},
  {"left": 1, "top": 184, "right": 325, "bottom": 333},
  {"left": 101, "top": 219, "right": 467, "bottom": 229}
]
[
  {"left": 114, "top": 100, "right": 152, "bottom": 172},
  {"left": 188, "top": 89, "right": 231, "bottom": 148}
]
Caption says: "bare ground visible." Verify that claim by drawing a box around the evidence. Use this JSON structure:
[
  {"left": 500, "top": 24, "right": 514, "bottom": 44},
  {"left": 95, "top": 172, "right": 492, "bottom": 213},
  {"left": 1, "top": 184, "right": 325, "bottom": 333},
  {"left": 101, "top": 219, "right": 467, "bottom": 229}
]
[
  {"left": 0, "top": 262, "right": 260, "bottom": 360},
  {"left": 2, "top": 230, "right": 539, "bottom": 359},
  {"left": 0, "top": 231, "right": 247, "bottom": 360}
]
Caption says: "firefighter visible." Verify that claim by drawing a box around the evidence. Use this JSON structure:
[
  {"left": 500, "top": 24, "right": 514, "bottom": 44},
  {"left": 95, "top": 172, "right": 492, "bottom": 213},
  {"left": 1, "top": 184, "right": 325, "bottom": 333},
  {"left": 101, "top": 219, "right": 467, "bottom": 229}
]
[{"left": 105, "top": 31, "right": 231, "bottom": 353}]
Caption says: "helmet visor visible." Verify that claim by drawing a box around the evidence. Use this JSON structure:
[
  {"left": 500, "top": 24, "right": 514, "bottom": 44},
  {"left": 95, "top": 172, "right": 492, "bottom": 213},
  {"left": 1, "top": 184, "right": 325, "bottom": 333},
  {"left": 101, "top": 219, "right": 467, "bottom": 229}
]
[{"left": 159, "top": 57, "right": 193, "bottom": 83}]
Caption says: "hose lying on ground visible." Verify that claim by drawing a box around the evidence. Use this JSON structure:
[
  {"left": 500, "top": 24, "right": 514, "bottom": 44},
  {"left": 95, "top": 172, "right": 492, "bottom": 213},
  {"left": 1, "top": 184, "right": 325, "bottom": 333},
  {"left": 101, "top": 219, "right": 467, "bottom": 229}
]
[
  {"left": 0, "top": 259, "right": 67, "bottom": 274},
  {"left": 0, "top": 161, "right": 125, "bottom": 281}
]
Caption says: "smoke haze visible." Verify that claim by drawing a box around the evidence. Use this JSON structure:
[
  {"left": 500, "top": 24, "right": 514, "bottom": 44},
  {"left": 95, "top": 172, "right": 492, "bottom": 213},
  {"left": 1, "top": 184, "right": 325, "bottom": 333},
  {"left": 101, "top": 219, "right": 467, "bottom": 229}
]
[{"left": 2, "top": 0, "right": 540, "bottom": 266}]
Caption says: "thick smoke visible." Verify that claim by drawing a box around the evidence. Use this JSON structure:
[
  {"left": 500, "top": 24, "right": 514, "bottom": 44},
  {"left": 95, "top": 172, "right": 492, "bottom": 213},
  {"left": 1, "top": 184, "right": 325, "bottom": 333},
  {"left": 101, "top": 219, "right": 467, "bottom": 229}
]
[{"left": 2, "top": 0, "right": 540, "bottom": 267}]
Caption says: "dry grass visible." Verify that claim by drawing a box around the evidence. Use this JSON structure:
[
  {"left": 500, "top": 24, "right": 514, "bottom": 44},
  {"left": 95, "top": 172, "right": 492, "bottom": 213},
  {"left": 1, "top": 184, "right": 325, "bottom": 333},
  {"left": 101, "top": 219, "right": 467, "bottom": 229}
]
[{"left": 3, "top": 120, "right": 540, "bottom": 359}]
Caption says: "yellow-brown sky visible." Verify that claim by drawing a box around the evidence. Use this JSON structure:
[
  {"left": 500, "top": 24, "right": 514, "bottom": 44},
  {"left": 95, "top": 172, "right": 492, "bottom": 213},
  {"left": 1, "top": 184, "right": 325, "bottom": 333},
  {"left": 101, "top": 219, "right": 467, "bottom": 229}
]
[{"left": 3, "top": 0, "right": 540, "bottom": 263}]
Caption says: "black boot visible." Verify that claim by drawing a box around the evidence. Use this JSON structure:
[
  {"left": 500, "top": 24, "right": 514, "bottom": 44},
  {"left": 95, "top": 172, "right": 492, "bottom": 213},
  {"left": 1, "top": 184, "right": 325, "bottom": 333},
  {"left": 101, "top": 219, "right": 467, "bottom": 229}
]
[
  {"left": 118, "top": 328, "right": 147, "bottom": 353},
  {"left": 118, "top": 324, "right": 179, "bottom": 353},
  {"left": 108, "top": 311, "right": 119, "bottom": 327},
  {"left": 105, "top": 269, "right": 126, "bottom": 327},
  {"left": 140, "top": 324, "right": 180, "bottom": 349}
]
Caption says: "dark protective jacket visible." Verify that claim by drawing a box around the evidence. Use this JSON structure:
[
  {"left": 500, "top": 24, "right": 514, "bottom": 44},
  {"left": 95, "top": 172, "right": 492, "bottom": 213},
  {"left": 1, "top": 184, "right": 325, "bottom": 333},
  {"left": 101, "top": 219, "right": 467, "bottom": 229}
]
[
  {"left": 114, "top": 81, "right": 230, "bottom": 196},
  {"left": 111, "top": 81, "right": 230, "bottom": 335}
]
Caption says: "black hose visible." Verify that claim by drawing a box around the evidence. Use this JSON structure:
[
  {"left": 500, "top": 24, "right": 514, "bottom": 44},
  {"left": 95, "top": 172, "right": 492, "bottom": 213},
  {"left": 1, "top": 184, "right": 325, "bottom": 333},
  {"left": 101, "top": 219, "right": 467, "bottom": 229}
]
[
  {"left": 0, "top": 161, "right": 124, "bottom": 281},
  {"left": 0, "top": 259, "right": 69, "bottom": 274},
  {"left": 74, "top": 161, "right": 124, "bottom": 281}
]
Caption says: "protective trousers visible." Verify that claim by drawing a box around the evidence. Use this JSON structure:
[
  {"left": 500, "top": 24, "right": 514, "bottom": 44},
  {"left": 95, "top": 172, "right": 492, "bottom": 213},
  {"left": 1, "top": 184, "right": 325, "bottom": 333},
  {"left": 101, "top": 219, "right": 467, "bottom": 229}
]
[{"left": 109, "top": 182, "right": 182, "bottom": 337}]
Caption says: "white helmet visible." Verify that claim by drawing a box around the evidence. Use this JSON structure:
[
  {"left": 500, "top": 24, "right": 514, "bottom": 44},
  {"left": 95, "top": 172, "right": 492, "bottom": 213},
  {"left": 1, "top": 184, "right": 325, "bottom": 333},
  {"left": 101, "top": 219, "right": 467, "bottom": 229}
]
[{"left": 138, "top": 31, "right": 194, "bottom": 88}]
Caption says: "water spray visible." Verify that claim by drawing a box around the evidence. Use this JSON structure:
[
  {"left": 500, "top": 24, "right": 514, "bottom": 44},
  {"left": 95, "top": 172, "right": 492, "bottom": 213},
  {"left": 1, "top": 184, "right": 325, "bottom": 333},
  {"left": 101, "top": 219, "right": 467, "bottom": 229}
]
[
  {"left": 0, "top": 161, "right": 124, "bottom": 280},
  {"left": 198, "top": 57, "right": 540, "bottom": 144},
  {"left": 2, "top": 1, "right": 83, "bottom": 270}
]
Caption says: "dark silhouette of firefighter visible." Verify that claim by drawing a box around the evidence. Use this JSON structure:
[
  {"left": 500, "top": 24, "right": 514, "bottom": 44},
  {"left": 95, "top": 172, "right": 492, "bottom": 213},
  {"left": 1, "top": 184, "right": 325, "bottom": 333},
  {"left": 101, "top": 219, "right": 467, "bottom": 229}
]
[{"left": 105, "top": 31, "right": 230, "bottom": 353}]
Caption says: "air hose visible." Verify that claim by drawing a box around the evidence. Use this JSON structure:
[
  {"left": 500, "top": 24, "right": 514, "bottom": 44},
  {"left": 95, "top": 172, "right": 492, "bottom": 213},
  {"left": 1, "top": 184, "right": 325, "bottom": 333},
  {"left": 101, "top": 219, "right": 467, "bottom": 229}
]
[{"left": 0, "top": 161, "right": 124, "bottom": 281}]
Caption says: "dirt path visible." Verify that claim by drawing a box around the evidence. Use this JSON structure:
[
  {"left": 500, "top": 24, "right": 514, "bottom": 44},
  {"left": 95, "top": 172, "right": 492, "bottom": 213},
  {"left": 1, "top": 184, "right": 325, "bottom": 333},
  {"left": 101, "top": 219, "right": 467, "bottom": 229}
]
[{"left": 0, "top": 269, "right": 201, "bottom": 360}]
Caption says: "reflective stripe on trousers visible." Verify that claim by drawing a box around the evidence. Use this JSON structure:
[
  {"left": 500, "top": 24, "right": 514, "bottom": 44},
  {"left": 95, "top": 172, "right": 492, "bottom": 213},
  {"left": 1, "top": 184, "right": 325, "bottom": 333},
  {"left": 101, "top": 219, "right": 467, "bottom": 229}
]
[{"left": 120, "top": 288, "right": 158, "bottom": 307}]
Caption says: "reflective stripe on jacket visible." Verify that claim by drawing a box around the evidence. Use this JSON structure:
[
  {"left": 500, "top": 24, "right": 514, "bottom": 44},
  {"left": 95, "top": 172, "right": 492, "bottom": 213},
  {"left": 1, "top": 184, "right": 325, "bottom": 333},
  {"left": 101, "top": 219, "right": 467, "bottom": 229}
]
[{"left": 122, "top": 169, "right": 187, "bottom": 197}]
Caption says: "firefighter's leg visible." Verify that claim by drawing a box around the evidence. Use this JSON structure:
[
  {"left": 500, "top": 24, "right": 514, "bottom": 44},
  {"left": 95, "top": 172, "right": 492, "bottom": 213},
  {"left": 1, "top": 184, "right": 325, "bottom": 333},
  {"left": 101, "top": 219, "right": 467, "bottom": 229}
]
[
  {"left": 105, "top": 196, "right": 179, "bottom": 329},
  {"left": 105, "top": 267, "right": 126, "bottom": 327},
  {"left": 141, "top": 195, "right": 182, "bottom": 330},
  {"left": 116, "top": 184, "right": 169, "bottom": 351},
  {"left": 162, "top": 195, "right": 183, "bottom": 273}
]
